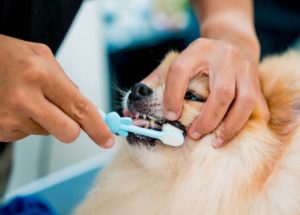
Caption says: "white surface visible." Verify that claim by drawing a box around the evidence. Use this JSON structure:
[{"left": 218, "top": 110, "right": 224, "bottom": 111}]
[
  {"left": 49, "top": 0, "right": 110, "bottom": 173},
  {"left": 6, "top": 0, "right": 112, "bottom": 193}
]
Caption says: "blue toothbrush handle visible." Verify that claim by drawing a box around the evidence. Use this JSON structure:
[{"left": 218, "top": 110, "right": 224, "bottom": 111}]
[
  {"left": 99, "top": 109, "right": 132, "bottom": 137},
  {"left": 99, "top": 109, "right": 163, "bottom": 139}
]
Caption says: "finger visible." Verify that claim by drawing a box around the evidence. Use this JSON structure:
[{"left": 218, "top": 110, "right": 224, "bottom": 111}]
[
  {"left": 44, "top": 67, "right": 114, "bottom": 148},
  {"left": 213, "top": 72, "right": 256, "bottom": 147},
  {"left": 189, "top": 67, "right": 236, "bottom": 139},
  {"left": 215, "top": 99, "right": 254, "bottom": 148},
  {"left": 29, "top": 98, "right": 81, "bottom": 143},
  {"left": 163, "top": 48, "right": 207, "bottom": 120}
]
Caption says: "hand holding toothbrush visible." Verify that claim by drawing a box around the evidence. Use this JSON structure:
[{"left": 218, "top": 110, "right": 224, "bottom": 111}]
[{"left": 0, "top": 35, "right": 114, "bottom": 147}]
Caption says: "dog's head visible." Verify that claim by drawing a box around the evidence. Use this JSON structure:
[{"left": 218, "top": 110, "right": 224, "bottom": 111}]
[{"left": 121, "top": 52, "right": 214, "bottom": 172}]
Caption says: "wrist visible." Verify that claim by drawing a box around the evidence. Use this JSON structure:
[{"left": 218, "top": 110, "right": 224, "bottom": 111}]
[{"left": 200, "top": 11, "right": 260, "bottom": 64}]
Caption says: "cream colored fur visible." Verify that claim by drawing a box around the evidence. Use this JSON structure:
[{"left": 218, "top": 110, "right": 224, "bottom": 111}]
[{"left": 75, "top": 51, "right": 300, "bottom": 215}]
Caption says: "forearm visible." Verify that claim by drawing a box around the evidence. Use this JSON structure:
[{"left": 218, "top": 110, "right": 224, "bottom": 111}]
[{"left": 190, "top": 0, "right": 260, "bottom": 63}]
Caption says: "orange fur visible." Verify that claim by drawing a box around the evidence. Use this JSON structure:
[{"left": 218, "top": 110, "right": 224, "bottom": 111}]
[{"left": 75, "top": 50, "right": 300, "bottom": 215}]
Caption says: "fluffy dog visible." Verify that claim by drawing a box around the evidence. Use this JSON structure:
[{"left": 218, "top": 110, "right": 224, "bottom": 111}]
[{"left": 75, "top": 50, "right": 300, "bottom": 215}]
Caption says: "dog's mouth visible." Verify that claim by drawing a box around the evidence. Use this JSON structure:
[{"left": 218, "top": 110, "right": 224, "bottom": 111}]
[{"left": 123, "top": 110, "right": 186, "bottom": 147}]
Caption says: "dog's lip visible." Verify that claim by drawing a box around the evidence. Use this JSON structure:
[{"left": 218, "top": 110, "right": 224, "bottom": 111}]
[{"left": 123, "top": 109, "right": 130, "bottom": 117}]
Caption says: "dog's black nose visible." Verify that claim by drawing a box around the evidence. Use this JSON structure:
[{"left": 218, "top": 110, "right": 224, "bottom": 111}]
[{"left": 129, "top": 83, "right": 153, "bottom": 101}]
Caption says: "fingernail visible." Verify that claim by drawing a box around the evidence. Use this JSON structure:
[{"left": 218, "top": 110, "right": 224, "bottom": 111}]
[
  {"left": 190, "top": 131, "right": 201, "bottom": 139},
  {"left": 212, "top": 138, "right": 223, "bottom": 148},
  {"left": 103, "top": 138, "right": 114, "bottom": 148},
  {"left": 165, "top": 111, "right": 177, "bottom": 120}
]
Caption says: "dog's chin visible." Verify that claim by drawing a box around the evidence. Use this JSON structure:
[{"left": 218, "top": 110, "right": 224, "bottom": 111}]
[
  {"left": 123, "top": 109, "right": 186, "bottom": 148},
  {"left": 126, "top": 133, "right": 160, "bottom": 147}
]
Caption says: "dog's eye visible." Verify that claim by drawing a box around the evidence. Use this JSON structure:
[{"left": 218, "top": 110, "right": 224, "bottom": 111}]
[{"left": 184, "top": 91, "right": 206, "bottom": 102}]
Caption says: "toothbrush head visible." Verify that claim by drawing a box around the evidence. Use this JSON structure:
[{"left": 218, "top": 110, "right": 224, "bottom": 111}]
[
  {"left": 99, "top": 109, "right": 185, "bottom": 147},
  {"left": 159, "top": 123, "right": 185, "bottom": 147}
]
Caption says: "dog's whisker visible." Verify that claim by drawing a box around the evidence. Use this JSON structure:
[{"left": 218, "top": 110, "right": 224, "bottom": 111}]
[{"left": 111, "top": 84, "right": 129, "bottom": 96}]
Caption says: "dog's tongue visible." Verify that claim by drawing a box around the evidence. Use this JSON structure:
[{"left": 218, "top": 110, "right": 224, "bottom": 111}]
[
  {"left": 123, "top": 109, "right": 129, "bottom": 116},
  {"left": 123, "top": 110, "right": 162, "bottom": 129},
  {"left": 132, "top": 119, "right": 149, "bottom": 127}
]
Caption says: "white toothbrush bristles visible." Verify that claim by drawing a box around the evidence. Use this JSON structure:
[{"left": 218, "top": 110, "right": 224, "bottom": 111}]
[{"left": 159, "top": 123, "right": 184, "bottom": 147}]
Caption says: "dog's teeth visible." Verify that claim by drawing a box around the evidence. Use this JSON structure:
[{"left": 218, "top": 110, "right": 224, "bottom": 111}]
[
  {"left": 143, "top": 114, "right": 146, "bottom": 119},
  {"left": 149, "top": 116, "right": 155, "bottom": 120},
  {"left": 150, "top": 119, "right": 155, "bottom": 127},
  {"left": 136, "top": 113, "right": 140, "bottom": 118}
]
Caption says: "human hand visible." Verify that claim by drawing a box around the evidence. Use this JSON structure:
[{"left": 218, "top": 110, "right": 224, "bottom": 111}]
[
  {"left": 0, "top": 35, "right": 114, "bottom": 148},
  {"left": 143, "top": 38, "right": 269, "bottom": 147}
]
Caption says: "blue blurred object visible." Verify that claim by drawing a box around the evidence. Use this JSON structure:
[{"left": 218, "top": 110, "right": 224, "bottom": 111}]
[
  {"left": 4, "top": 157, "right": 104, "bottom": 215},
  {"left": 0, "top": 196, "right": 57, "bottom": 215}
]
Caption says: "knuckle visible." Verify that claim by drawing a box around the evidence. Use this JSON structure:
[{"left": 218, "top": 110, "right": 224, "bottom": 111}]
[
  {"left": 30, "top": 68, "right": 47, "bottom": 83},
  {"left": 215, "top": 85, "right": 234, "bottom": 103},
  {"left": 240, "top": 90, "right": 256, "bottom": 107},
  {"left": 21, "top": 57, "right": 48, "bottom": 83},
  {"left": 22, "top": 55, "right": 40, "bottom": 69},
  {"left": 28, "top": 65, "right": 48, "bottom": 82},
  {"left": 8, "top": 90, "right": 29, "bottom": 111},
  {"left": 191, "top": 38, "right": 206, "bottom": 47},
  {"left": 70, "top": 99, "right": 90, "bottom": 121},
  {"left": 63, "top": 126, "right": 80, "bottom": 143},
  {"left": 33, "top": 43, "right": 53, "bottom": 56},
  {"left": 169, "top": 60, "right": 185, "bottom": 75}
]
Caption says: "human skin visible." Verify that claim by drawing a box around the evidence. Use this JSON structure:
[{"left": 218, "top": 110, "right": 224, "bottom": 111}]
[
  {"left": 0, "top": 35, "right": 114, "bottom": 148},
  {"left": 143, "top": 0, "right": 270, "bottom": 147}
]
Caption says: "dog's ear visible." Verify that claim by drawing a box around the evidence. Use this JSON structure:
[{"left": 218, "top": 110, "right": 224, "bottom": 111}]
[{"left": 259, "top": 51, "right": 300, "bottom": 139}]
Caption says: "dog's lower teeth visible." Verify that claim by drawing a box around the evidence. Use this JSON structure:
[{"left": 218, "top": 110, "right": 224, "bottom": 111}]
[
  {"left": 149, "top": 116, "right": 155, "bottom": 120},
  {"left": 150, "top": 119, "right": 155, "bottom": 127},
  {"left": 150, "top": 119, "right": 155, "bottom": 128},
  {"left": 143, "top": 114, "right": 146, "bottom": 119}
]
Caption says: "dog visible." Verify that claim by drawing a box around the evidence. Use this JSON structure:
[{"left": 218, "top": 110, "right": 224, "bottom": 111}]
[{"left": 75, "top": 50, "right": 300, "bottom": 215}]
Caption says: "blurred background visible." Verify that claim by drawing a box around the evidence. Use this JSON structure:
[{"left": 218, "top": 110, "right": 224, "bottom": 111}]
[{"left": 1, "top": 0, "right": 300, "bottom": 213}]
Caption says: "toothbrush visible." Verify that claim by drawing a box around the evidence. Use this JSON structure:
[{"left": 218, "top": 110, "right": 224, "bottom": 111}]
[{"left": 99, "top": 109, "right": 184, "bottom": 147}]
